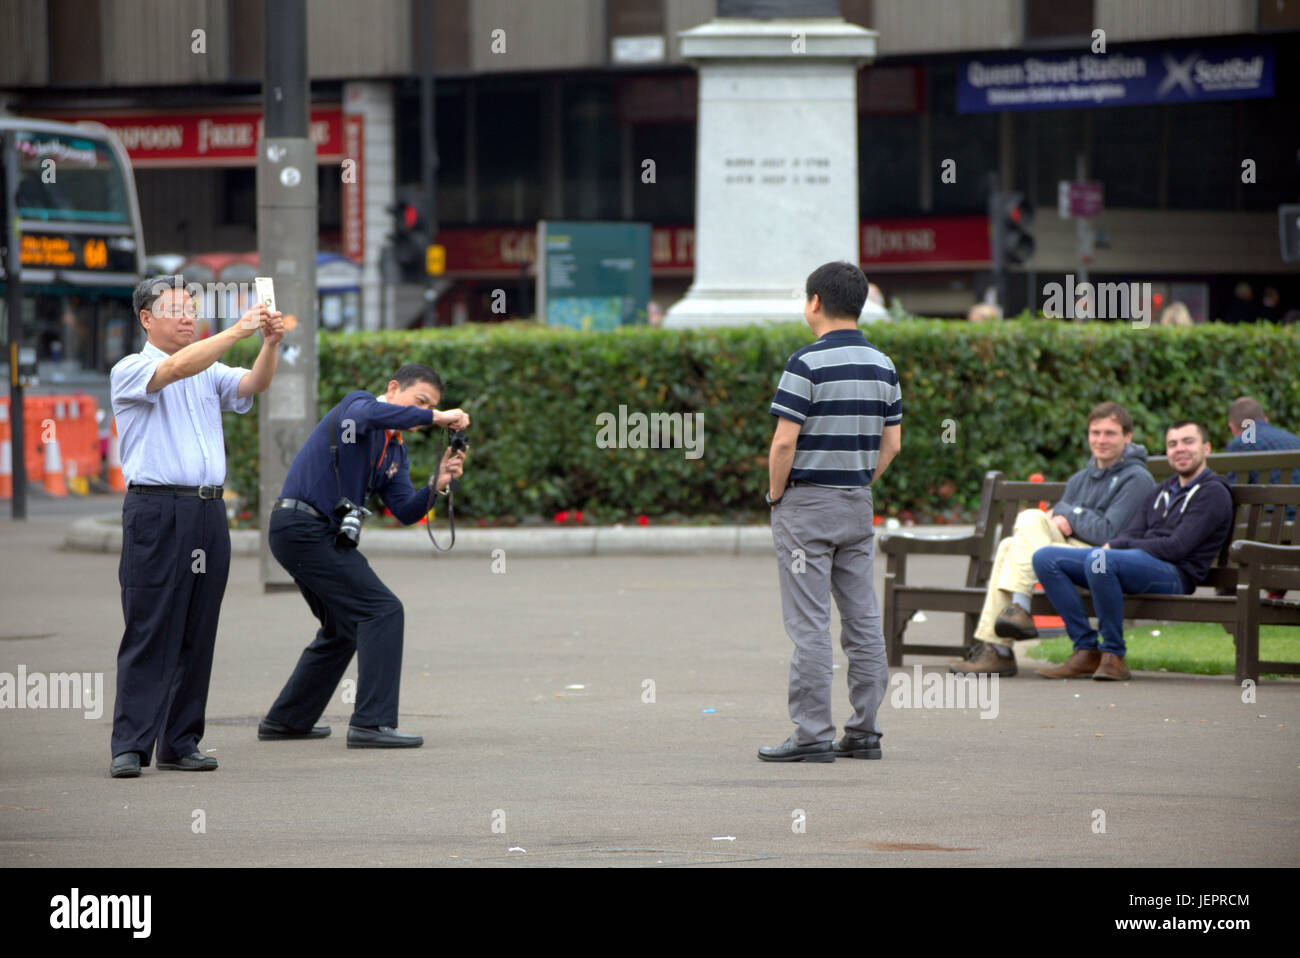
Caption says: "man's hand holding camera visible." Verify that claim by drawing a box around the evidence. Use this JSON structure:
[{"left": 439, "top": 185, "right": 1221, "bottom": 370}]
[
  {"left": 235, "top": 302, "right": 284, "bottom": 338},
  {"left": 433, "top": 408, "right": 470, "bottom": 430},
  {"left": 434, "top": 448, "right": 467, "bottom": 494}
]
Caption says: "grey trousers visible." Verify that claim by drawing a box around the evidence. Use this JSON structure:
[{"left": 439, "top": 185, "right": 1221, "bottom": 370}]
[{"left": 770, "top": 484, "right": 888, "bottom": 745}]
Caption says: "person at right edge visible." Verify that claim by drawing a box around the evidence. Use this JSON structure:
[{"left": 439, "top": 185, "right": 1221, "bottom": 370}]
[
  {"left": 259, "top": 364, "right": 468, "bottom": 749},
  {"left": 760, "top": 262, "right": 902, "bottom": 763}
]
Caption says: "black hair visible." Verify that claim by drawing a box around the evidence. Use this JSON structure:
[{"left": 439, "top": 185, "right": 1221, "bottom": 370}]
[
  {"left": 1168, "top": 420, "right": 1210, "bottom": 443},
  {"left": 133, "top": 275, "right": 185, "bottom": 318},
  {"left": 805, "top": 261, "right": 868, "bottom": 320},
  {"left": 392, "top": 363, "right": 443, "bottom": 394}
]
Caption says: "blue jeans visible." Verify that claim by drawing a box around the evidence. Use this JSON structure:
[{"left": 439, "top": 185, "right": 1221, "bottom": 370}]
[{"left": 1031, "top": 547, "right": 1186, "bottom": 656}]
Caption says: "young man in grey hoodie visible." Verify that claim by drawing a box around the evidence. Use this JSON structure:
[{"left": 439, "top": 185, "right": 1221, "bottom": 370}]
[{"left": 951, "top": 402, "right": 1155, "bottom": 677}]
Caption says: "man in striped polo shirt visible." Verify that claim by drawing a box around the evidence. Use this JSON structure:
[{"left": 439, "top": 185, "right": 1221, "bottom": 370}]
[{"left": 759, "top": 261, "right": 903, "bottom": 763}]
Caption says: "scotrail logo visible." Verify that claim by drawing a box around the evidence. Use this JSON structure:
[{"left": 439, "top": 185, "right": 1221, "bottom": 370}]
[
  {"left": 889, "top": 665, "right": 999, "bottom": 719},
  {"left": 0, "top": 666, "right": 104, "bottom": 719}
]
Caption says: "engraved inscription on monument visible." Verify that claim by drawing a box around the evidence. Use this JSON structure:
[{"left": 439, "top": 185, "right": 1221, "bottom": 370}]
[{"left": 723, "top": 156, "right": 832, "bottom": 186}]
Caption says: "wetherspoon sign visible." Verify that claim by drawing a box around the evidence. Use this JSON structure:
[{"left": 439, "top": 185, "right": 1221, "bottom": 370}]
[{"left": 44, "top": 107, "right": 345, "bottom": 167}]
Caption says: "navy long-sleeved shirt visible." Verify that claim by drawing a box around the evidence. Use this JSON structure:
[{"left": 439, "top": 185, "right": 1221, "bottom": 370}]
[
  {"left": 280, "top": 390, "right": 436, "bottom": 528},
  {"left": 1107, "top": 468, "right": 1234, "bottom": 592}
]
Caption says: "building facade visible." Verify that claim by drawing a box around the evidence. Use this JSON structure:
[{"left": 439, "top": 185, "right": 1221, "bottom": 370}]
[{"left": 2, "top": 0, "right": 1298, "bottom": 341}]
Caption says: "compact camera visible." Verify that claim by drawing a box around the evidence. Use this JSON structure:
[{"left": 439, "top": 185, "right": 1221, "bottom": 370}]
[{"left": 333, "top": 497, "right": 372, "bottom": 548}]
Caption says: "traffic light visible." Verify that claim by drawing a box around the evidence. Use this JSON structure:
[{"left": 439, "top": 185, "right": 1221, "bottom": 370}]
[
  {"left": 387, "top": 186, "right": 430, "bottom": 283},
  {"left": 994, "top": 191, "right": 1036, "bottom": 266}
]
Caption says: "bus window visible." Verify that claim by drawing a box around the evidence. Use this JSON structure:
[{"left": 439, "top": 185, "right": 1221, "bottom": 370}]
[{"left": 16, "top": 131, "right": 131, "bottom": 225}]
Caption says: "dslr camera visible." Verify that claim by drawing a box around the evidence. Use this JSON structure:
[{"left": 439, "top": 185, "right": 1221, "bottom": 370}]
[{"left": 333, "top": 497, "right": 372, "bottom": 548}]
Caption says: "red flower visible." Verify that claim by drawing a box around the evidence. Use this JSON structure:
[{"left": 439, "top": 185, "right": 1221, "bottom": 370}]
[
  {"left": 240, "top": 510, "right": 251, "bottom": 520},
  {"left": 554, "top": 511, "right": 570, "bottom": 523},
  {"left": 872, "top": 515, "right": 883, "bottom": 526},
  {"left": 573, "top": 510, "right": 584, "bottom": 522},
  {"left": 636, "top": 514, "right": 649, "bottom": 526}
]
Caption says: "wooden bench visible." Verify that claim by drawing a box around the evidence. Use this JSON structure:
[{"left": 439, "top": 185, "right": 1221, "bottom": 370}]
[{"left": 880, "top": 450, "right": 1300, "bottom": 682}]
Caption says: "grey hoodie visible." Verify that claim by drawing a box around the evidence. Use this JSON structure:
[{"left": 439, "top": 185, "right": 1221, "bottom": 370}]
[{"left": 1051, "top": 443, "right": 1156, "bottom": 545}]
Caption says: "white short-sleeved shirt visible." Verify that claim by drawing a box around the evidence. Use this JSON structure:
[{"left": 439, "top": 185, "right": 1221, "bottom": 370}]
[{"left": 110, "top": 340, "right": 254, "bottom": 486}]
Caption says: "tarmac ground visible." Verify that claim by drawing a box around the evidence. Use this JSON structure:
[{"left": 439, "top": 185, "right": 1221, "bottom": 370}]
[{"left": 1, "top": 513, "right": 1296, "bottom": 868}]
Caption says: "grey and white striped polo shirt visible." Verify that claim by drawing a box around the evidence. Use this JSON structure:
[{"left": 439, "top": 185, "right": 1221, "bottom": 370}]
[{"left": 769, "top": 328, "right": 902, "bottom": 487}]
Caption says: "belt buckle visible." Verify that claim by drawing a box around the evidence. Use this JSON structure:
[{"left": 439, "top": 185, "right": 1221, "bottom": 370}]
[{"left": 198, "top": 485, "right": 219, "bottom": 500}]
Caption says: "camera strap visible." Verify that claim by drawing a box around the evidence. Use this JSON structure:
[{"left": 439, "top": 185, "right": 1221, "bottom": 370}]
[
  {"left": 329, "top": 402, "right": 378, "bottom": 517},
  {"left": 425, "top": 433, "right": 457, "bottom": 553}
]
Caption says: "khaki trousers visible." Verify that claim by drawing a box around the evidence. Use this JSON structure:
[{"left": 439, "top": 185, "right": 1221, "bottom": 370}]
[{"left": 974, "top": 509, "right": 1089, "bottom": 645}]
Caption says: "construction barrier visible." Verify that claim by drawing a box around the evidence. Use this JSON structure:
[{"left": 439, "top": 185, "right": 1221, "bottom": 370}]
[{"left": 0, "top": 394, "right": 102, "bottom": 485}]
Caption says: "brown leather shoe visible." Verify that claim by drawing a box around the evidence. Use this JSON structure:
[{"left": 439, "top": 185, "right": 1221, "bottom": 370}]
[
  {"left": 993, "top": 604, "right": 1038, "bottom": 640},
  {"left": 1036, "top": 649, "right": 1102, "bottom": 679},
  {"left": 949, "top": 642, "right": 1018, "bottom": 677},
  {"left": 1092, "top": 652, "right": 1131, "bottom": 681}
]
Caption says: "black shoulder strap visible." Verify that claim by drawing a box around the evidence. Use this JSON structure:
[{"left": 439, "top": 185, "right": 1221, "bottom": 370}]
[{"left": 329, "top": 397, "right": 378, "bottom": 507}]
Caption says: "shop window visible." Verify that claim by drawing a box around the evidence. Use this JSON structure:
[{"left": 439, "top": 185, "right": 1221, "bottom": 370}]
[
  {"left": 860, "top": 114, "right": 922, "bottom": 217},
  {"left": 1092, "top": 106, "right": 1163, "bottom": 208}
]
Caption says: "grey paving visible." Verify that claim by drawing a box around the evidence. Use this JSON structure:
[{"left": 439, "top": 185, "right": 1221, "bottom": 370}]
[{"left": 0, "top": 516, "right": 1296, "bottom": 868}]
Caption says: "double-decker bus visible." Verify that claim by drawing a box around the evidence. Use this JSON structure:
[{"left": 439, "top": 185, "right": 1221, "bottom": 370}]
[{"left": 1, "top": 116, "right": 146, "bottom": 407}]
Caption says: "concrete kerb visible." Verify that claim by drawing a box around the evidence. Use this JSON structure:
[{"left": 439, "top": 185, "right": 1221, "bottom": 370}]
[{"left": 64, "top": 515, "right": 977, "bottom": 558}]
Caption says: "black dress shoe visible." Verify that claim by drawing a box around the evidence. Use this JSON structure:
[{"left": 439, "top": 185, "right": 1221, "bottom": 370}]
[
  {"left": 156, "top": 752, "right": 219, "bottom": 771},
  {"left": 110, "top": 752, "right": 141, "bottom": 778},
  {"left": 258, "top": 717, "right": 332, "bottom": 741},
  {"left": 834, "top": 733, "right": 883, "bottom": 759},
  {"left": 757, "top": 737, "right": 834, "bottom": 763},
  {"left": 346, "top": 725, "right": 423, "bottom": 749}
]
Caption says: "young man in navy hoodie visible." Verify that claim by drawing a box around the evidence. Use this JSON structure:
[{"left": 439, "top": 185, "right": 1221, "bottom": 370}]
[{"left": 1031, "top": 421, "right": 1234, "bottom": 681}]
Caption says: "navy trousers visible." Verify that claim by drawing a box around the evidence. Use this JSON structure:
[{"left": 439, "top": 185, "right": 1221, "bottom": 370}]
[
  {"left": 112, "top": 492, "right": 231, "bottom": 763},
  {"left": 265, "top": 509, "right": 406, "bottom": 730}
]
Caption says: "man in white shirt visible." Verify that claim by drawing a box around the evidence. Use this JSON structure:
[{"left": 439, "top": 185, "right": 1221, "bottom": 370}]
[{"left": 108, "top": 276, "right": 283, "bottom": 778}]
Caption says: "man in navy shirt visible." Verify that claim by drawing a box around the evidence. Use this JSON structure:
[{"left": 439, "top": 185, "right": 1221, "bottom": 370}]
[{"left": 260, "top": 364, "right": 468, "bottom": 749}]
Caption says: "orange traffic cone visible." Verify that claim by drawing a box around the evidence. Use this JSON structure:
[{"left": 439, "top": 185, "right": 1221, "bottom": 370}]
[
  {"left": 0, "top": 406, "right": 12, "bottom": 500},
  {"left": 42, "top": 436, "right": 68, "bottom": 497},
  {"left": 0, "top": 428, "right": 11, "bottom": 504},
  {"left": 106, "top": 418, "right": 126, "bottom": 492}
]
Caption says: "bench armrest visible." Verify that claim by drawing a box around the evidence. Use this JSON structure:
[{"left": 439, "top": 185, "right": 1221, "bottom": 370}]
[
  {"left": 878, "top": 532, "right": 980, "bottom": 557},
  {"left": 1230, "top": 540, "right": 1300, "bottom": 566}
]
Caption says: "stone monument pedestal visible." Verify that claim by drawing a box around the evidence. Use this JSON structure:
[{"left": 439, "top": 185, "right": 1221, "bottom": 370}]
[{"left": 664, "top": 17, "right": 877, "bottom": 328}]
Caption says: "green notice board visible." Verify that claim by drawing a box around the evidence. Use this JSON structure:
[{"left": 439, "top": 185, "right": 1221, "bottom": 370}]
[{"left": 537, "top": 221, "right": 651, "bottom": 330}]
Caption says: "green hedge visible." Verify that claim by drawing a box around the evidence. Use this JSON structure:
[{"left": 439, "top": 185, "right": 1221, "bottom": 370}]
[{"left": 221, "top": 320, "right": 1300, "bottom": 522}]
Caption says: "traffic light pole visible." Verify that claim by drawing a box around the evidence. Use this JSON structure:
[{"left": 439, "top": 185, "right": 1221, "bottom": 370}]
[
  {"left": 419, "top": 0, "right": 438, "bottom": 326},
  {"left": 988, "top": 171, "right": 1007, "bottom": 317},
  {"left": 3, "top": 131, "right": 28, "bottom": 519}
]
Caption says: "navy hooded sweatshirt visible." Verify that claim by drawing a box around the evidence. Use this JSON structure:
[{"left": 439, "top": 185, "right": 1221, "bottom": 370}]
[{"left": 1106, "top": 468, "right": 1234, "bottom": 592}]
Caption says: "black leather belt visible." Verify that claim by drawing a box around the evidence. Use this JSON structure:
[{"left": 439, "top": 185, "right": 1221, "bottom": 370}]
[
  {"left": 129, "top": 483, "right": 224, "bottom": 500},
  {"left": 274, "top": 498, "right": 325, "bottom": 519}
]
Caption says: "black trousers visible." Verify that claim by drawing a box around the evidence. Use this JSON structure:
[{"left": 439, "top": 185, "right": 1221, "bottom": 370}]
[
  {"left": 265, "top": 508, "right": 405, "bottom": 730},
  {"left": 112, "top": 493, "right": 231, "bottom": 763}
]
